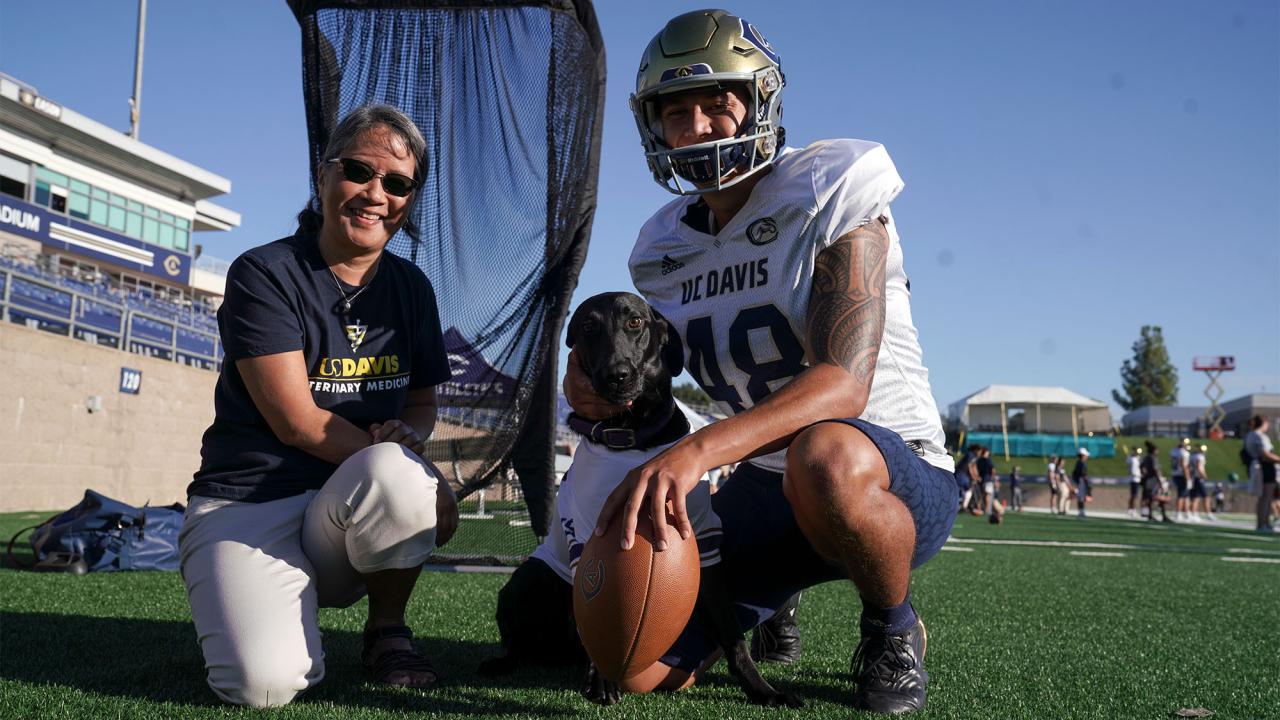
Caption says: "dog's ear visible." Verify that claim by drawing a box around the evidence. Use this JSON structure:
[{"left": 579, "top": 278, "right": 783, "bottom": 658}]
[
  {"left": 649, "top": 307, "right": 684, "bottom": 378},
  {"left": 565, "top": 304, "right": 583, "bottom": 350}
]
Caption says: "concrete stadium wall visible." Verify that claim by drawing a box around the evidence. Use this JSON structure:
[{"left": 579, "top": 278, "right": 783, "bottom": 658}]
[{"left": 0, "top": 323, "right": 216, "bottom": 512}]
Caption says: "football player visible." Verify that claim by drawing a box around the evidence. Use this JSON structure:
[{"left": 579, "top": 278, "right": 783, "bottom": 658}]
[{"left": 565, "top": 9, "right": 956, "bottom": 714}]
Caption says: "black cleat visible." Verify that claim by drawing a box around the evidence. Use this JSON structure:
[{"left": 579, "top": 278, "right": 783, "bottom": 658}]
[
  {"left": 851, "top": 616, "right": 928, "bottom": 715},
  {"left": 751, "top": 592, "right": 803, "bottom": 664}
]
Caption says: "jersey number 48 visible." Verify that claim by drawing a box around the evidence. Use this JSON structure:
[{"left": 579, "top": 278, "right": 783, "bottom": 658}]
[{"left": 685, "top": 304, "right": 805, "bottom": 414}]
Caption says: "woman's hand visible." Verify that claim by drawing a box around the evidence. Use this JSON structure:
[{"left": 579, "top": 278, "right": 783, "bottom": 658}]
[
  {"left": 593, "top": 440, "right": 704, "bottom": 552},
  {"left": 435, "top": 487, "right": 459, "bottom": 547},
  {"left": 563, "top": 348, "right": 628, "bottom": 421},
  {"left": 369, "top": 419, "right": 426, "bottom": 455}
]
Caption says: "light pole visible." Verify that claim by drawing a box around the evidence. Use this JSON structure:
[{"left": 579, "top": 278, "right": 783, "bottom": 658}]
[{"left": 128, "top": 0, "right": 147, "bottom": 139}]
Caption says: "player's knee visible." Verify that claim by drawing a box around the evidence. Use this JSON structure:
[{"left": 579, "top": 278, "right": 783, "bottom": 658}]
[
  {"left": 208, "top": 654, "right": 320, "bottom": 708},
  {"left": 785, "top": 424, "right": 883, "bottom": 508}
]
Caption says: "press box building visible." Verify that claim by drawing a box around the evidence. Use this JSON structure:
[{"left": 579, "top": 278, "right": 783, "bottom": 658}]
[{"left": 0, "top": 73, "right": 238, "bottom": 368}]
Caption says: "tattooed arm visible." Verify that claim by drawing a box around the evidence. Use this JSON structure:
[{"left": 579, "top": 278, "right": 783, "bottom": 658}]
[
  {"left": 805, "top": 217, "right": 889, "bottom": 393},
  {"left": 591, "top": 218, "right": 891, "bottom": 550}
]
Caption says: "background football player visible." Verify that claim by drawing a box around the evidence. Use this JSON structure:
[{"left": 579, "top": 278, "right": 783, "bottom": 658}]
[{"left": 565, "top": 9, "right": 957, "bottom": 715}]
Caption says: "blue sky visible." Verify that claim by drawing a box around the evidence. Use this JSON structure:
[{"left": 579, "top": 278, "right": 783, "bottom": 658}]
[{"left": 1, "top": 0, "right": 1276, "bottom": 416}]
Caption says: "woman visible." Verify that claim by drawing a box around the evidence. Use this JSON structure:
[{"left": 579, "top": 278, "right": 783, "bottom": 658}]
[
  {"left": 1245, "top": 415, "right": 1280, "bottom": 532},
  {"left": 179, "top": 105, "right": 457, "bottom": 707},
  {"left": 1047, "top": 454, "right": 1060, "bottom": 513},
  {"left": 1141, "top": 440, "right": 1170, "bottom": 523}
]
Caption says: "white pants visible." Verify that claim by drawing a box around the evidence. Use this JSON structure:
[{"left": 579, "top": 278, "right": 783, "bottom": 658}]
[
  {"left": 179, "top": 443, "right": 440, "bottom": 707},
  {"left": 1056, "top": 481, "right": 1072, "bottom": 514}
]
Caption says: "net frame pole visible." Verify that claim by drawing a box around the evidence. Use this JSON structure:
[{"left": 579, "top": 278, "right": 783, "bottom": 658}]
[{"left": 1000, "top": 401, "right": 1010, "bottom": 461}]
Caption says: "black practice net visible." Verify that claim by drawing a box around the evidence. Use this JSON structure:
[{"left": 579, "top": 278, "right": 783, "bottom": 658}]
[{"left": 289, "top": 0, "right": 604, "bottom": 564}]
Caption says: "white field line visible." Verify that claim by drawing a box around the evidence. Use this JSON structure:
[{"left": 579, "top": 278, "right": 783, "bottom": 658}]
[
  {"left": 1207, "top": 531, "right": 1275, "bottom": 543},
  {"left": 946, "top": 538, "right": 1138, "bottom": 550},
  {"left": 424, "top": 564, "right": 516, "bottom": 574},
  {"left": 1069, "top": 551, "right": 1127, "bottom": 558},
  {"left": 1220, "top": 557, "right": 1280, "bottom": 565},
  {"left": 1226, "top": 547, "right": 1280, "bottom": 556},
  {"left": 939, "top": 546, "right": 974, "bottom": 552}
]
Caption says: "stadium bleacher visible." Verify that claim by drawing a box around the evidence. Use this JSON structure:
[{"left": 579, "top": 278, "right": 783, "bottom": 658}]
[{"left": 0, "top": 254, "right": 222, "bottom": 370}]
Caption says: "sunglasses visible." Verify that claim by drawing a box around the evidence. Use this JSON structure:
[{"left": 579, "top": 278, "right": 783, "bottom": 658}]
[{"left": 325, "top": 157, "right": 419, "bottom": 197}]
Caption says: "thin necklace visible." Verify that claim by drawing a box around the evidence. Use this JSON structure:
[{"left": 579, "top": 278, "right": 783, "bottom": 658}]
[{"left": 328, "top": 264, "right": 376, "bottom": 313}]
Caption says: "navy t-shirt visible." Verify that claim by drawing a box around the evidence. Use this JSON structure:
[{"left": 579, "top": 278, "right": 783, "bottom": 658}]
[
  {"left": 188, "top": 233, "right": 452, "bottom": 502},
  {"left": 976, "top": 457, "right": 994, "bottom": 481},
  {"left": 1072, "top": 459, "right": 1088, "bottom": 484}
]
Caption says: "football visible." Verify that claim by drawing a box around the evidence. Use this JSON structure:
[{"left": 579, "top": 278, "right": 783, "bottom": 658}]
[{"left": 572, "top": 511, "right": 701, "bottom": 682}]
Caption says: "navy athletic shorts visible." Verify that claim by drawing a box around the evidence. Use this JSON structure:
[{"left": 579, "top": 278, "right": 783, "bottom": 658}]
[
  {"left": 1174, "top": 476, "right": 1189, "bottom": 498},
  {"left": 659, "top": 418, "right": 959, "bottom": 674},
  {"left": 1129, "top": 480, "right": 1142, "bottom": 499},
  {"left": 1189, "top": 478, "right": 1207, "bottom": 499}
]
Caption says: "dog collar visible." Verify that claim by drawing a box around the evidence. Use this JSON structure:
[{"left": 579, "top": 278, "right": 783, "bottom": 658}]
[{"left": 567, "top": 405, "right": 689, "bottom": 451}]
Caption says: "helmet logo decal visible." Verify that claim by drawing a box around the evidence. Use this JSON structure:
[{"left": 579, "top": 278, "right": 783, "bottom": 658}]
[
  {"left": 759, "top": 68, "right": 781, "bottom": 95},
  {"left": 740, "top": 20, "right": 781, "bottom": 66},
  {"left": 747, "top": 217, "right": 779, "bottom": 246},
  {"left": 660, "top": 63, "right": 713, "bottom": 83}
]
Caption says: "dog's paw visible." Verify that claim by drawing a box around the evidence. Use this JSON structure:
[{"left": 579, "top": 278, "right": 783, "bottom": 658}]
[
  {"left": 771, "top": 690, "right": 805, "bottom": 709},
  {"left": 581, "top": 663, "right": 622, "bottom": 706},
  {"left": 477, "top": 654, "right": 518, "bottom": 677},
  {"left": 745, "top": 687, "right": 804, "bottom": 708}
]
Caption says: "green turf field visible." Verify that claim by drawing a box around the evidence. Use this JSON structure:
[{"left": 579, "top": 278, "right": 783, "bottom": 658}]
[{"left": 2, "top": 510, "right": 1277, "bottom": 719}]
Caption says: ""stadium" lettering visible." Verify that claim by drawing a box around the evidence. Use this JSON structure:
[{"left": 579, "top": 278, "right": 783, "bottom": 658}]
[{"left": 0, "top": 205, "right": 40, "bottom": 233}]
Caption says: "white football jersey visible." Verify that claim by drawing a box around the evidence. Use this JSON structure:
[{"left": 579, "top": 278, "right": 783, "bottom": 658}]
[
  {"left": 1190, "top": 452, "right": 1206, "bottom": 479},
  {"left": 530, "top": 437, "right": 723, "bottom": 584},
  {"left": 1170, "top": 447, "right": 1189, "bottom": 476},
  {"left": 629, "top": 140, "right": 952, "bottom": 474}
]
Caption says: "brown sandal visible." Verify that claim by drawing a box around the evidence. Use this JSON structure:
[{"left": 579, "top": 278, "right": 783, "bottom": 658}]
[{"left": 361, "top": 625, "right": 438, "bottom": 689}]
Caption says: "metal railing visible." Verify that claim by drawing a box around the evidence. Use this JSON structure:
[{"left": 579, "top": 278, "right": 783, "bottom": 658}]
[{"left": 0, "top": 264, "right": 221, "bottom": 371}]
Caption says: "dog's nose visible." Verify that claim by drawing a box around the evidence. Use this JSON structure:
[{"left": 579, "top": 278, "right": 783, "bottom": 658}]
[{"left": 605, "top": 367, "right": 631, "bottom": 389}]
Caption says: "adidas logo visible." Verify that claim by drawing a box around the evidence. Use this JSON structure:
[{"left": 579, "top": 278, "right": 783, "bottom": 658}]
[{"left": 660, "top": 255, "right": 685, "bottom": 275}]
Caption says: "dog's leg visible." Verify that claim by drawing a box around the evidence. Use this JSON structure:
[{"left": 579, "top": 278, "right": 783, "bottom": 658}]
[
  {"left": 581, "top": 661, "right": 622, "bottom": 705},
  {"left": 478, "top": 557, "right": 583, "bottom": 676},
  {"left": 697, "top": 564, "right": 803, "bottom": 708}
]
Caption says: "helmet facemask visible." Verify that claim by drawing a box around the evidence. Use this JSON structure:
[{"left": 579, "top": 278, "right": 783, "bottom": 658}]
[{"left": 634, "top": 67, "right": 783, "bottom": 195}]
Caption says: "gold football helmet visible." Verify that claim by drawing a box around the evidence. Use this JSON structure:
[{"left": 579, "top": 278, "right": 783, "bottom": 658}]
[{"left": 630, "top": 9, "right": 785, "bottom": 195}]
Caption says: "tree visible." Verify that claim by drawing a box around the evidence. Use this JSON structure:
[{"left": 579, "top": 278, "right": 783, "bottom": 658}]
[
  {"left": 1112, "top": 325, "right": 1179, "bottom": 411},
  {"left": 672, "top": 382, "right": 712, "bottom": 407}
]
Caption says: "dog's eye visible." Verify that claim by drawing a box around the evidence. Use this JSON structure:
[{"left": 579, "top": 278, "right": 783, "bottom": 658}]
[
  {"left": 626, "top": 317, "right": 644, "bottom": 330},
  {"left": 580, "top": 321, "right": 596, "bottom": 335}
]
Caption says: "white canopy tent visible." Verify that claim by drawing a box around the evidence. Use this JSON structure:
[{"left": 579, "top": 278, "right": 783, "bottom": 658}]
[{"left": 949, "top": 385, "right": 1113, "bottom": 454}]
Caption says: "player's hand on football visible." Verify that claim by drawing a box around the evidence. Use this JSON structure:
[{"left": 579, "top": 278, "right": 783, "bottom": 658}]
[
  {"left": 563, "top": 347, "right": 629, "bottom": 421},
  {"left": 369, "top": 419, "right": 426, "bottom": 455},
  {"left": 582, "top": 662, "right": 622, "bottom": 705},
  {"left": 595, "top": 442, "right": 701, "bottom": 552}
]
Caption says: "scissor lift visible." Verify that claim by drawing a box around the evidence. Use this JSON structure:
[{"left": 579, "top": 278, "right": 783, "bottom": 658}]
[{"left": 1192, "top": 356, "right": 1235, "bottom": 439}]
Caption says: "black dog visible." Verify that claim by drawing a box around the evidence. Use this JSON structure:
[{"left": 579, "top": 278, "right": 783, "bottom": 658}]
[{"left": 479, "top": 292, "right": 800, "bottom": 709}]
